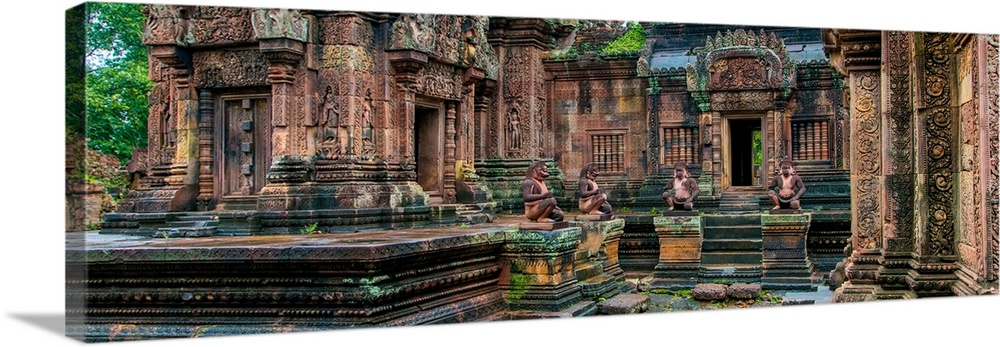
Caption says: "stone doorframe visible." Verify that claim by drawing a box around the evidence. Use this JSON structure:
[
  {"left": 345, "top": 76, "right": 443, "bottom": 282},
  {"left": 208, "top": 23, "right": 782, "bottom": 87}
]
[
  {"left": 720, "top": 114, "right": 768, "bottom": 191},
  {"left": 684, "top": 29, "right": 797, "bottom": 195}
]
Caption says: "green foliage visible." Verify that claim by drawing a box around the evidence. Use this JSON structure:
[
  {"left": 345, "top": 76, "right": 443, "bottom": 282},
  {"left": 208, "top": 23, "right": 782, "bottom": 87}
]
[
  {"left": 601, "top": 22, "right": 646, "bottom": 57},
  {"left": 84, "top": 2, "right": 151, "bottom": 164},
  {"left": 752, "top": 130, "right": 763, "bottom": 166},
  {"left": 649, "top": 207, "right": 662, "bottom": 215},
  {"left": 300, "top": 223, "right": 320, "bottom": 235},
  {"left": 618, "top": 206, "right": 633, "bottom": 214}
]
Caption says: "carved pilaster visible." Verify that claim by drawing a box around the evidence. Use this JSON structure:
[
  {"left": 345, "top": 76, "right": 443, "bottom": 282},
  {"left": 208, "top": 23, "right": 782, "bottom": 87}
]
[
  {"left": 986, "top": 35, "right": 999, "bottom": 286},
  {"left": 909, "top": 32, "right": 959, "bottom": 297},
  {"left": 196, "top": 89, "right": 215, "bottom": 210},
  {"left": 831, "top": 30, "right": 884, "bottom": 303},
  {"left": 444, "top": 102, "right": 458, "bottom": 203},
  {"left": 876, "top": 31, "right": 917, "bottom": 297},
  {"left": 388, "top": 50, "right": 428, "bottom": 169}
]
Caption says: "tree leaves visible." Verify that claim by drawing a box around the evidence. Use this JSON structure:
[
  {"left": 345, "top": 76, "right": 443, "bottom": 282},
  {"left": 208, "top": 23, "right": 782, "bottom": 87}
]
[{"left": 83, "top": 3, "right": 150, "bottom": 164}]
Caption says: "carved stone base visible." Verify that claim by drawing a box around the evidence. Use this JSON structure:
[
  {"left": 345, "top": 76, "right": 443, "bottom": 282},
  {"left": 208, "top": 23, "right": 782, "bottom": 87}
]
[
  {"left": 569, "top": 219, "right": 626, "bottom": 298},
  {"left": 67, "top": 228, "right": 508, "bottom": 341},
  {"left": 761, "top": 213, "right": 815, "bottom": 290},
  {"left": 574, "top": 214, "right": 614, "bottom": 221},
  {"left": 832, "top": 283, "right": 878, "bottom": 302},
  {"left": 906, "top": 262, "right": 960, "bottom": 298},
  {"left": 617, "top": 214, "right": 659, "bottom": 277},
  {"left": 456, "top": 180, "right": 492, "bottom": 204},
  {"left": 501, "top": 227, "right": 583, "bottom": 311},
  {"left": 651, "top": 215, "right": 703, "bottom": 290},
  {"left": 519, "top": 221, "right": 569, "bottom": 231},
  {"left": 768, "top": 209, "right": 802, "bottom": 214},
  {"left": 116, "top": 186, "right": 184, "bottom": 213},
  {"left": 257, "top": 181, "right": 428, "bottom": 211},
  {"left": 662, "top": 210, "right": 700, "bottom": 216}
]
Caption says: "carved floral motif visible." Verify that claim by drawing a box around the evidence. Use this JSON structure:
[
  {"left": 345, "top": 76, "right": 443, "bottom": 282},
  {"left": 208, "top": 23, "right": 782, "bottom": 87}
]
[
  {"left": 852, "top": 71, "right": 881, "bottom": 250},
  {"left": 987, "top": 34, "right": 999, "bottom": 282},
  {"left": 923, "top": 33, "right": 955, "bottom": 257},
  {"left": 884, "top": 31, "right": 914, "bottom": 251}
]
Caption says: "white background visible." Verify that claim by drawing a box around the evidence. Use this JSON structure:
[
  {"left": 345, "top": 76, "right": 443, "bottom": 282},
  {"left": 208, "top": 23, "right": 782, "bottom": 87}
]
[{"left": 2, "top": 0, "right": 998, "bottom": 346}]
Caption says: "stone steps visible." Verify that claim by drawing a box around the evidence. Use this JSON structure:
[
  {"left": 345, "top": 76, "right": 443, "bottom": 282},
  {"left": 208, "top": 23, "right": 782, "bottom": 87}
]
[
  {"left": 701, "top": 252, "right": 763, "bottom": 265},
  {"left": 157, "top": 215, "right": 219, "bottom": 237},
  {"left": 701, "top": 239, "right": 762, "bottom": 252},
  {"left": 703, "top": 226, "right": 763, "bottom": 240},
  {"left": 703, "top": 214, "right": 761, "bottom": 227}
]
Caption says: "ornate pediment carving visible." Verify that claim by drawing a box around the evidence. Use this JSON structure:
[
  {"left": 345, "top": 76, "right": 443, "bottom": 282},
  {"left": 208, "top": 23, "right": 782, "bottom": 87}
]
[{"left": 686, "top": 29, "right": 796, "bottom": 111}]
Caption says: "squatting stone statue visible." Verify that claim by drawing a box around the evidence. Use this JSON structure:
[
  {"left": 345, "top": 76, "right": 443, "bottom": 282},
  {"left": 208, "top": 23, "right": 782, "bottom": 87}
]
[
  {"left": 767, "top": 157, "right": 806, "bottom": 210},
  {"left": 523, "top": 160, "right": 565, "bottom": 222},
  {"left": 578, "top": 163, "right": 613, "bottom": 218},
  {"left": 663, "top": 160, "right": 699, "bottom": 211}
]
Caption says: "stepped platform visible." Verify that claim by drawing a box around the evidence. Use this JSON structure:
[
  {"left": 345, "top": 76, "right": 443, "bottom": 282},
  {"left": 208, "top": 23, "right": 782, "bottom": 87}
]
[{"left": 67, "top": 224, "right": 514, "bottom": 342}]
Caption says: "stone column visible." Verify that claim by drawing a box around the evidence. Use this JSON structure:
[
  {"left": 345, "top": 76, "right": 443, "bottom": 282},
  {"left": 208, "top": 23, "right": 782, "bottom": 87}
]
[
  {"left": 196, "top": 89, "right": 215, "bottom": 210},
  {"left": 876, "top": 31, "right": 918, "bottom": 299},
  {"left": 651, "top": 213, "right": 704, "bottom": 290},
  {"left": 907, "top": 33, "right": 960, "bottom": 297},
  {"left": 443, "top": 102, "right": 458, "bottom": 203},
  {"left": 829, "top": 30, "right": 884, "bottom": 303}
]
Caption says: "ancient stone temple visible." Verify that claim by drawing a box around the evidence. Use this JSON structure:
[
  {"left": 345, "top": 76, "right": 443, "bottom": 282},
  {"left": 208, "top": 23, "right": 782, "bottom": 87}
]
[{"left": 71, "top": 3, "right": 999, "bottom": 342}]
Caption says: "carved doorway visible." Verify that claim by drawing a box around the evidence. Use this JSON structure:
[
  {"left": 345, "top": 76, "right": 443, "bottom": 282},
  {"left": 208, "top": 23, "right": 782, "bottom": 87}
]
[
  {"left": 415, "top": 104, "right": 444, "bottom": 205},
  {"left": 216, "top": 95, "right": 271, "bottom": 210},
  {"left": 723, "top": 117, "right": 764, "bottom": 189}
]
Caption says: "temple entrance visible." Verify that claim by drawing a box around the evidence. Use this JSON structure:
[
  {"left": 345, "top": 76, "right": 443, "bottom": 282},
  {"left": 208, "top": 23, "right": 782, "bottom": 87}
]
[
  {"left": 216, "top": 95, "right": 271, "bottom": 210},
  {"left": 724, "top": 117, "right": 763, "bottom": 188},
  {"left": 415, "top": 104, "right": 444, "bottom": 205}
]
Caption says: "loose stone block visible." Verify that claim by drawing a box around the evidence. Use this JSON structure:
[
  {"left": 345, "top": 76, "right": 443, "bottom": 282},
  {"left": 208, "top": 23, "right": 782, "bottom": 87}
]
[
  {"left": 726, "top": 283, "right": 762, "bottom": 300},
  {"left": 691, "top": 283, "right": 727, "bottom": 301},
  {"left": 596, "top": 294, "right": 650, "bottom": 315},
  {"left": 651, "top": 214, "right": 704, "bottom": 290}
]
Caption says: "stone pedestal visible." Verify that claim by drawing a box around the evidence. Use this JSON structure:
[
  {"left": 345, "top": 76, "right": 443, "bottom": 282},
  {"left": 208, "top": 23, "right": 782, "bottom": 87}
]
[
  {"left": 501, "top": 227, "right": 583, "bottom": 312},
  {"left": 651, "top": 212, "right": 703, "bottom": 290},
  {"left": 761, "top": 212, "right": 815, "bottom": 290},
  {"left": 569, "top": 218, "right": 625, "bottom": 300}
]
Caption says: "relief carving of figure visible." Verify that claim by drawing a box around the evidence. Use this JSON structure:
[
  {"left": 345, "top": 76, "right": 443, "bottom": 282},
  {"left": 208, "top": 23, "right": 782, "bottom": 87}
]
[
  {"left": 523, "top": 161, "right": 564, "bottom": 222},
  {"left": 319, "top": 86, "right": 344, "bottom": 158},
  {"left": 767, "top": 157, "right": 806, "bottom": 210},
  {"left": 361, "top": 89, "right": 375, "bottom": 158},
  {"left": 578, "top": 163, "right": 614, "bottom": 218},
  {"left": 663, "top": 160, "right": 699, "bottom": 211},
  {"left": 507, "top": 108, "right": 521, "bottom": 150}
]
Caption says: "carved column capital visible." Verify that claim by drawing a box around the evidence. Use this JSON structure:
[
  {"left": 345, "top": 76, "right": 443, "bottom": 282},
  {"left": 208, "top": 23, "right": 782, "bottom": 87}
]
[
  {"left": 826, "top": 29, "right": 882, "bottom": 71},
  {"left": 259, "top": 38, "right": 304, "bottom": 85},
  {"left": 388, "top": 50, "right": 429, "bottom": 89}
]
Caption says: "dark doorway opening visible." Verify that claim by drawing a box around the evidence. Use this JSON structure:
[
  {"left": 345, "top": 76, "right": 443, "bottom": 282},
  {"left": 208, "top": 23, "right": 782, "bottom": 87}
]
[
  {"left": 729, "top": 119, "right": 762, "bottom": 187},
  {"left": 415, "top": 106, "right": 443, "bottom": 204}
]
